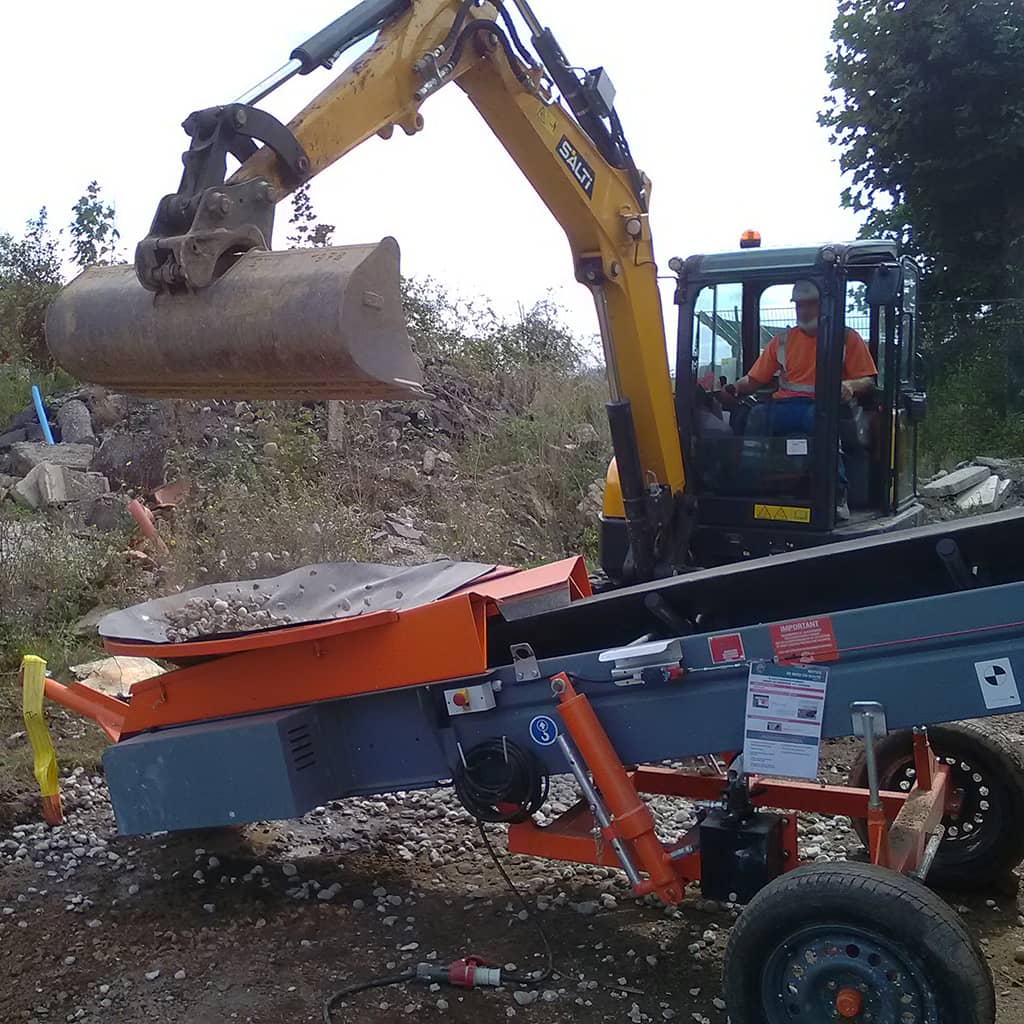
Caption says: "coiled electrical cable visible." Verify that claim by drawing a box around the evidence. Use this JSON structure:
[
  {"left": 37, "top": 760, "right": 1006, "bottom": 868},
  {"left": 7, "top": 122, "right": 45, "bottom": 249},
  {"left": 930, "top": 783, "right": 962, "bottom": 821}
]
[{"left": 453, "top": 737, "right": 549, "bottom": 823}]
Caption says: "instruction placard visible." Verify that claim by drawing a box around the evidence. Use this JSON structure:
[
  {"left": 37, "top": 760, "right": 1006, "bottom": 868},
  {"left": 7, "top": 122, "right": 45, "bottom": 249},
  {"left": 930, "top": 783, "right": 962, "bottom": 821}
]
[{"left": 744, "top": 661, "right": 829, "bottom": 779}]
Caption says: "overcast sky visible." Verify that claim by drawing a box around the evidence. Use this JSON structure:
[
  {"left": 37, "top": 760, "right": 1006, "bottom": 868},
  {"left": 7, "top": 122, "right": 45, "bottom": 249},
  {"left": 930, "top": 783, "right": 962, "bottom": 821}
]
[{"left": 3, "top": 1, "right": 861, "bottom": 339}]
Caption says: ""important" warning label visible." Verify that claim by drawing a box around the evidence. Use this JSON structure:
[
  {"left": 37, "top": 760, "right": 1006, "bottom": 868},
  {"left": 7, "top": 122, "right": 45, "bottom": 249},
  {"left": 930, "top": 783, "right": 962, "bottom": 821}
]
[{"left": 769, "top": 616, "right": 838, "bottom": 664}]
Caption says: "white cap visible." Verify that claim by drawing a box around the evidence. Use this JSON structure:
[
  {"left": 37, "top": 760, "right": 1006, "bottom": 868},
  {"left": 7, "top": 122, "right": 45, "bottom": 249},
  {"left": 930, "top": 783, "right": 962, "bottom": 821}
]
[{"left": 791, "top": 280, "right": 819, "bottom": 302}]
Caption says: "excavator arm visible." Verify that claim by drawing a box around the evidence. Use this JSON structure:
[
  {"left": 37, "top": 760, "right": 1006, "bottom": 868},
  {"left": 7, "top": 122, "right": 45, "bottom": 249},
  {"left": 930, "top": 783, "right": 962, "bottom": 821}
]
[{"left": 46, "top": 0, "right": 690, "bottom": 580}]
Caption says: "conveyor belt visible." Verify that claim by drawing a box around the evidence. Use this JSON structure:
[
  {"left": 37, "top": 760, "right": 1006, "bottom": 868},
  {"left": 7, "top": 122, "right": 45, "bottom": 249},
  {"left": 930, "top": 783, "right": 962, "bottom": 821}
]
[{"left": 488, "top": 507, "right": 1024, "bottom": 663}]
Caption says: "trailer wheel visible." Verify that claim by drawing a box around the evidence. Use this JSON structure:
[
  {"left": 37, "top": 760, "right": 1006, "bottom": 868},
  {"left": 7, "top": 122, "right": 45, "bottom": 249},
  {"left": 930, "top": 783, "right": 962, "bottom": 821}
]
[
  {"left": 848, "top": 719, "right": 1024, "bottom": 887},
  {"left": 723, "top": 862, "right": 995, "bottom": 1024}
]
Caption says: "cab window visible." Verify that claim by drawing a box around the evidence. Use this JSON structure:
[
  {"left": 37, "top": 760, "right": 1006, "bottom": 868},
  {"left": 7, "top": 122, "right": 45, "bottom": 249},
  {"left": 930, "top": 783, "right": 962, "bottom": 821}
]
[
  {"left": 845, "top": 281, "right": 882, "bottom": 391},
  {"left": 692, "top": 282, "right": 742, "bottom": 391},
  {"left": 758, "top": 284, "right": 795, "bottom": 358},
  {"left": 689, "top": 280, "right": 814, "bottom": 503}
]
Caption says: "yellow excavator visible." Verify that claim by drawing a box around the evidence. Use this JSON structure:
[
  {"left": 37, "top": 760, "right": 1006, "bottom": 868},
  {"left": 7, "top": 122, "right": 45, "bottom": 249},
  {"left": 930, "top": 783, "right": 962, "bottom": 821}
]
[{"left": 46, "top": 0, "right": 925, "bottom": 583}]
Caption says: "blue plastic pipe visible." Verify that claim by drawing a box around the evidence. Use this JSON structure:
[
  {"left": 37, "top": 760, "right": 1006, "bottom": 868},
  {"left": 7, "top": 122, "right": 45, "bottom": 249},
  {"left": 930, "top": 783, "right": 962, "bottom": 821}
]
[{"left": 31, "top": 385, "right": 55, "bottom": 445}]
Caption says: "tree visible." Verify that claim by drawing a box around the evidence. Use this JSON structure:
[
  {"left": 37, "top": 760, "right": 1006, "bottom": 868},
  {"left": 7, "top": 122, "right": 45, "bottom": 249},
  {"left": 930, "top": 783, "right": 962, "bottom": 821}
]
[
  {"left": 0, "top": 209, "right": 63, "bottom": 366},
  {"left": 287, "top": 183, "right": 336, "bottom": 248},
  {"left": 69, "top": 181, "right": 120, "bottom": 268},
  {"left": 820, "top": 1, "right": 1024, "bottom": 307}
]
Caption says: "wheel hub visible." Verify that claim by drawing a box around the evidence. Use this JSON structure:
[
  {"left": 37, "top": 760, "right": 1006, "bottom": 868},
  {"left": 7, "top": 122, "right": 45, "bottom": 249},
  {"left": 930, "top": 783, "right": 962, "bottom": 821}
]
[
  {"left": 764, "top": 924, "right": 938, "bottom": 1023},
  {"left": 892, "top": 755, "right": 994, "bottom": 846},
  {"left": 836, "top": 986, "right": 863, "bottom": 1017}
]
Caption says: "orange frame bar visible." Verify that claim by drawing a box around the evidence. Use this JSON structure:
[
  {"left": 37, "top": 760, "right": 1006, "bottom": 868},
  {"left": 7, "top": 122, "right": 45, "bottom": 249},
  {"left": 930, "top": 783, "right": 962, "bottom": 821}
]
[
  {"left": 629, "top": 765, "right": 910, "bottom": 820},
  {"left": 43, "top": 678, "right": 126, "bottom": 742}
]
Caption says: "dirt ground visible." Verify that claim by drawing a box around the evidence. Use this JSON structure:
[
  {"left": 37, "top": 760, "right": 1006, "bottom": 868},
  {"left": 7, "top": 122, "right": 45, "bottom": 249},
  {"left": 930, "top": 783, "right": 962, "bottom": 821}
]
[{"left": 3, "top": 730, "right": 1024, "bottom": 1024}]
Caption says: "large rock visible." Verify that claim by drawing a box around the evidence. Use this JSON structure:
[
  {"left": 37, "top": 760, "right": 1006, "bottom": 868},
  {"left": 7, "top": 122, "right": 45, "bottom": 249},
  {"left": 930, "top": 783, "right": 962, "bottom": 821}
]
[
  {"left": 920, "top": 464, "right": 991, "bottom": 498},
  {"left": 12, "top": 463, "right": 66, "bottom": 509},
  {"left": 62, "top": 469, "right": 110, "bottom": 502},
  {"left": 36, "top": 464, "right": 68, "bottom": 505},
  {"left": 10, "top": 464, "right": 108, "bottom": 509},
  {"left": 86, "top": 388, "right": 129, "bottom": 430},
  {"left": 11, "top": 475, "right": 38, "bottom": 509},
  {"left": 7, "top": 406, "right": 41, "bottom": 430},
  {"left": 56, "top": 399, "right": 96, "bottom": 444},
  {"left": 92, "top": 434, "right": 165, "bottom": 489},
  {"left": 0, "top": 428, "right": 27, "bottom": 448},
  {"left": 10, "top": 441, "right": 95, "bottom": 475}
]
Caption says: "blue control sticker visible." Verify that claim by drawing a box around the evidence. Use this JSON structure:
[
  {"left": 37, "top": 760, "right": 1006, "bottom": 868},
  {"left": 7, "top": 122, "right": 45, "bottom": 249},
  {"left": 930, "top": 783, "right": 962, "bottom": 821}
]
[{"left": 529, "top": 715, "right": 559, "bottom": 747}]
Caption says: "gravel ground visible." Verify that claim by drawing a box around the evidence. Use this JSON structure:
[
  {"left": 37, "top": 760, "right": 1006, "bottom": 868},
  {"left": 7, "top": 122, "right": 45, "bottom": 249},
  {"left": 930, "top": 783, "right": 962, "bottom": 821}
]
[{"left": 3, "top": 739, "right": 1024, "bottom": 1024}]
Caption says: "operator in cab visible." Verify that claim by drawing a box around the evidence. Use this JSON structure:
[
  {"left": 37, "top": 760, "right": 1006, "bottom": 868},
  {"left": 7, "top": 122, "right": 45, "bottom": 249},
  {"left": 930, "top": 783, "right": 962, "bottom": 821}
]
[{"left": 734, "top": 280, "right": 877, "bottom": 519}]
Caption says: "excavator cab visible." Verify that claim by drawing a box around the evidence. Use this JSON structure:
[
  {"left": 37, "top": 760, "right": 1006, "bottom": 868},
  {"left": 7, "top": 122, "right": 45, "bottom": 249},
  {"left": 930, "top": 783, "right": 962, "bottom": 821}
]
[{"left": 673, "top": 240, "right": 927, "bottom": 565}]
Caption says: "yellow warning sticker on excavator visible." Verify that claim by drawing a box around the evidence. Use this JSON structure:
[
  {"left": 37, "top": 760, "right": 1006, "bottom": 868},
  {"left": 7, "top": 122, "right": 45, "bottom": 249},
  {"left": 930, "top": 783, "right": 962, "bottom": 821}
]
[
  {"left": 536, "top": 105, "right": 559, "bottom": 136},
  {"left": 753, "top": 503, "right": 812, "bottom": 524}
]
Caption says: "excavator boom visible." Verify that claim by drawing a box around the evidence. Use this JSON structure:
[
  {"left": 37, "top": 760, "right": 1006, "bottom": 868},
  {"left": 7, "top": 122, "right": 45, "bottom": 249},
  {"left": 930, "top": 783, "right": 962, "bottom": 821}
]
[{"left": 45, "top": 0, "right": 689, "bottom": 580}]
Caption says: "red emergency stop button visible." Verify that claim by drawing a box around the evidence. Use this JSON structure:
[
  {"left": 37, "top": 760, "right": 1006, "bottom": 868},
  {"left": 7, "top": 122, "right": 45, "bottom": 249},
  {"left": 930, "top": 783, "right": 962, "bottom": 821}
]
[{"left": 453, "top": 690, "right": 469, "bottom": 707}]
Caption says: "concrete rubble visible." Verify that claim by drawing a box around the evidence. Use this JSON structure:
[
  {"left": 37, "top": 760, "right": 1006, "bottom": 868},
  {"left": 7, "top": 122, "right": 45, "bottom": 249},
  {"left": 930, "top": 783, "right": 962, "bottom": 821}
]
[
  {"left": 10, "top": 462, "right": 110, "bottom": 510},
  {"left": 920, "top": 459, "right": 1020, "bottom": 519},
  {"left": 956, "top": 474, "right": 1008, "bottom": 512},
  {"left": 12, "top": 463, "right": 66, "bottom": 509},
  {"left": 975, "top": 456, "right": 1024, "bottom": 481},
  {"left": 919, "top": 464, "right": 991, "bottom": 497},
  {"left": 10, "top": 440, "right": 96, "bottom": 475},
  {"left": 69, "top": 656, "right": 166, "bottom": 698},
  {"left": 0, "top": 388, "right": 126, "bottom": 527}
]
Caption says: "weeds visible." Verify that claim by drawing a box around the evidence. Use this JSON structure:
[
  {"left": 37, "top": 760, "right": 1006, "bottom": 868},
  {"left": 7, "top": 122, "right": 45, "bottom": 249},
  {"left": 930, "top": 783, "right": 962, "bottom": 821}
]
[{"left": 0, "top": 363, "right": 77, "bottom": 433}]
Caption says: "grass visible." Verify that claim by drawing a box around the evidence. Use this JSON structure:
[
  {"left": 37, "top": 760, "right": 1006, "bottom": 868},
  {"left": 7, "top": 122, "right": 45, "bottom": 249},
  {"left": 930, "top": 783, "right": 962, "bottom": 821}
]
[
  {"left": 0, "top": 362, "right": 77, "bottom": 433},
  {"left": 0, "top": 655, "right": 111, "bottom": 799}
]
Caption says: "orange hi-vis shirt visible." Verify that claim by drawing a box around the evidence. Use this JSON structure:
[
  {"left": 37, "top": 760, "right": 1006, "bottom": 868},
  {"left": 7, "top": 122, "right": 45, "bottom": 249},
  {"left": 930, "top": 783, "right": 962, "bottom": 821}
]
[{"left": 747, "top": 326, "right": 877, "bottom": 400}]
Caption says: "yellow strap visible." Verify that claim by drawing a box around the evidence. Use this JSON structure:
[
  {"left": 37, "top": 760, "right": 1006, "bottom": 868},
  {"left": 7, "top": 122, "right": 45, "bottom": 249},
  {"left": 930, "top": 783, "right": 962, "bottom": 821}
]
[{"left": 22, "top": 655, "right": 59, "bottom": 799}]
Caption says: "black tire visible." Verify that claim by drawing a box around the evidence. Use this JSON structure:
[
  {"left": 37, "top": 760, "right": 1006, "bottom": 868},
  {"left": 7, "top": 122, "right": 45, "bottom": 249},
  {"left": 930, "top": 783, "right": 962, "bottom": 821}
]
[
  {"left": 724, "top": 862, "right": 995, "bottom": 1024},
  {"left": 848, "top": 719, "right": 1024, "bottom": 887}
]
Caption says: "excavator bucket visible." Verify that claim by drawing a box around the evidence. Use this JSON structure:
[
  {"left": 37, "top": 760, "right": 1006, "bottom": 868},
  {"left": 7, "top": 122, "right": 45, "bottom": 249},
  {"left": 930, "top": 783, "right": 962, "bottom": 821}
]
[{"left": 45, "top": 237, "right": 425, "bottom": 400}]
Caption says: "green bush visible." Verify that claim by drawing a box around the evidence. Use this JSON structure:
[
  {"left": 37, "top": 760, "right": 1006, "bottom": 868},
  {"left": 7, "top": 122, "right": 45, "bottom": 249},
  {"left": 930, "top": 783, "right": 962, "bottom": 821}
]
[{"left": 921, "top": 339, "right": 1024, "bottom": 466}]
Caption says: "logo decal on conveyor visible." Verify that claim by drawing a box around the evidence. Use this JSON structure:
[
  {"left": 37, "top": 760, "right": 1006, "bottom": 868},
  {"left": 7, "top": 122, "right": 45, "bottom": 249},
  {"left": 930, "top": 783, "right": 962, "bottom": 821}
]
[
  {"left": 529, "top": 715, "right": 560, "bottom": 746},
  {"left": 557, "top": 136, "right": 595, "bottom": 198},
  {"left": 974, "top": 658, "right": 1020, "bottom": 709}
]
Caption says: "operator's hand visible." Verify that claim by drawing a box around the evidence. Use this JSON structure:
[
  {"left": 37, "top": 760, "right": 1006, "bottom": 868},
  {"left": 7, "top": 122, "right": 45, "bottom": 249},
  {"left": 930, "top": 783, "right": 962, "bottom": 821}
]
[{"left": 840, "top": 381, "right": 854, "bottom": 404}]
